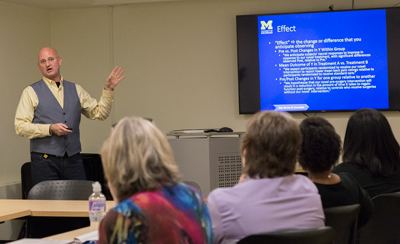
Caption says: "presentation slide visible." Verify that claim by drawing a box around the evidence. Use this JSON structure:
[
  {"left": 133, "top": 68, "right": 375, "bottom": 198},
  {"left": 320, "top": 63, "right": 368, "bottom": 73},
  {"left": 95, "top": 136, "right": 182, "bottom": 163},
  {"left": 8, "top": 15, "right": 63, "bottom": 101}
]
[{"left": 258, "top": 9, "right": 388, "bottom": 111}]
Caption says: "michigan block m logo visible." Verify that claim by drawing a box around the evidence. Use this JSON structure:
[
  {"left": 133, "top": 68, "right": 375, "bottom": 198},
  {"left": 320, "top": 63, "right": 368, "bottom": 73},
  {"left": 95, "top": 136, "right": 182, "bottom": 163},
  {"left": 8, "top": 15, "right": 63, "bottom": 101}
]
[{"left": 260, "top": 20, "right": 273, "bottom": 30}]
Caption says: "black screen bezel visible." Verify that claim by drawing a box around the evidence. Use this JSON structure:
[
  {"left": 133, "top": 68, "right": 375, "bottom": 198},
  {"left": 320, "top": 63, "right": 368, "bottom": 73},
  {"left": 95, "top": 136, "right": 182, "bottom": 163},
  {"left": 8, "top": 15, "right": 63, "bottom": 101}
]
[{"left": 237, "top": 8, "right": 400, "bottom": 114}]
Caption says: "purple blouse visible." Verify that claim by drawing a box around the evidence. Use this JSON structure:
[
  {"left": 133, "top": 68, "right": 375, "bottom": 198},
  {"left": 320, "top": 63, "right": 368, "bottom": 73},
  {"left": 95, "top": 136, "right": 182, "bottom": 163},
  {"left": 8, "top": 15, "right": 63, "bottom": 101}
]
[{"left": 207, "top": 174, "right": 325, "bottom": 243}]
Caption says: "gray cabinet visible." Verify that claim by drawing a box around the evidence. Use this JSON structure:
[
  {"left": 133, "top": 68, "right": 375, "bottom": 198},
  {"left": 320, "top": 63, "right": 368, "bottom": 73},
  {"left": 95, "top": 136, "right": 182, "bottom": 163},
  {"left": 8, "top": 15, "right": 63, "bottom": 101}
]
[{"left": 168, "top": 132, "right": 244, "bottom": 197}]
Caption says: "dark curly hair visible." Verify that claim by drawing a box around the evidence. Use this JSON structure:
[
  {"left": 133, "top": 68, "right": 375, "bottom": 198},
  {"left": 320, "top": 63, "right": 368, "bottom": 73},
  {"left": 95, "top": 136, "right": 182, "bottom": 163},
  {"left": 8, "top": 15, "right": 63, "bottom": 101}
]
[
  {"left": 343, "top": 108, "right": 400, "bottom": 176},
  {"left": 299, "top": 116, "right": 341, "bottom": 173}
]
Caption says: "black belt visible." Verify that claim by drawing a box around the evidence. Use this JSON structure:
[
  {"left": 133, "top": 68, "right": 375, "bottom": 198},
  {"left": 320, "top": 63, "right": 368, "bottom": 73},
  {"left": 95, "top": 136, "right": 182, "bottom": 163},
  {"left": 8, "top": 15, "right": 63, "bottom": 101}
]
[
  {"left": 32, "top": 152, "right": 68, "bottom": 158},
  {"left": 55, "top": 153, "right": 68, "bottom": 157}
]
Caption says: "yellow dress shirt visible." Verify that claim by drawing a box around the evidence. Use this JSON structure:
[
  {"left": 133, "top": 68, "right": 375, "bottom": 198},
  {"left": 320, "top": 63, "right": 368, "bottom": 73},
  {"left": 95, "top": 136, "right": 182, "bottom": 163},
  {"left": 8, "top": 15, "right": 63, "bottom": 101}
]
[{"left": 15, "top": 76, "right": 113, "bottom": 139}]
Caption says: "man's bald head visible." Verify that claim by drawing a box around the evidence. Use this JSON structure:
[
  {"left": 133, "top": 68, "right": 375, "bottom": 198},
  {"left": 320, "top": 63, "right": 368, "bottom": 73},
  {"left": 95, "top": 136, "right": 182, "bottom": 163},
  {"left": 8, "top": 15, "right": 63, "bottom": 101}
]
[{"left": 38, "top": 47, "right": 62, "bottom": 82}]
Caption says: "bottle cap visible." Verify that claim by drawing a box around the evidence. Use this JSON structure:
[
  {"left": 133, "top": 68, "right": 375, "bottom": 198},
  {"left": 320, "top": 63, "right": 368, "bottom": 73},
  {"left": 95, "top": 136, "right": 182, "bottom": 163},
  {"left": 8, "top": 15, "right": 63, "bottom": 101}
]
[{"left": 92, "top": 181, "right": 102, "bottom": 192}]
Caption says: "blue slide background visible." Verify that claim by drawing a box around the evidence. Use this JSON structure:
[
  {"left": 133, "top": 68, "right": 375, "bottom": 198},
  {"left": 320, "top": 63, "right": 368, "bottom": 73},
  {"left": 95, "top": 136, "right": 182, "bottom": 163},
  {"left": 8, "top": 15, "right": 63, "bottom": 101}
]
[{"left": 258, "top": 9, "right": 388, "bottom": 111}]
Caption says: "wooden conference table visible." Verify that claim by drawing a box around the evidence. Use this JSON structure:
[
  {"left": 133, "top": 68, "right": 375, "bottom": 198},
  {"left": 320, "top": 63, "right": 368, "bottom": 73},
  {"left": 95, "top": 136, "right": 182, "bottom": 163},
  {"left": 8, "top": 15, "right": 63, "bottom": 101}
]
[
  {"left": 2, "top": 171, "right": 313, "bottom": 239},
  {"left": 0, "top": 199, "right": 115, "bottom": 222},
  {"left": 0, "top": 199, "right": 115, "bottom": 241}
]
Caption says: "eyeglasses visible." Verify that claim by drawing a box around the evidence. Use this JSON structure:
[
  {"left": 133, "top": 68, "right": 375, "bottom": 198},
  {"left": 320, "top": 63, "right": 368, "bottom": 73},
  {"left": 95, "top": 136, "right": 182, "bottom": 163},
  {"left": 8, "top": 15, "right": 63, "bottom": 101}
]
[{"left": 39, "top": 57, "right": 58, "bottom": 65}]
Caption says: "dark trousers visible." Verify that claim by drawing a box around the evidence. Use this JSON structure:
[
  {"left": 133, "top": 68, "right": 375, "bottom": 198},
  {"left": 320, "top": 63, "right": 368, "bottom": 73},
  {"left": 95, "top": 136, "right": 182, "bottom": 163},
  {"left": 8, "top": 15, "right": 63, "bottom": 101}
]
[{"left": 30, "top": 152, "right": 86, "bottom": 186}]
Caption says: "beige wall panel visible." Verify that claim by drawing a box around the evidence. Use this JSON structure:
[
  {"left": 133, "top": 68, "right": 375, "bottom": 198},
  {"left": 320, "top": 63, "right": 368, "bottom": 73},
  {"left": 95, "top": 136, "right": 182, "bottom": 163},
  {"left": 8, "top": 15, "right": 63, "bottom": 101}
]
[
  {"left": 111, "top": 0, "right": 354, "bottom": 136},
  {"left": 51, "top": 7, "right": 114, "bottom": 153},
  {"left": 0, "top": 2, "right": 50, "bottom": 240},
  {"left": 21, "top": 0, "right": 400, "bottom": 174},
  {"left": 0, "top": 2, "right": 50, "bottom": 186}
]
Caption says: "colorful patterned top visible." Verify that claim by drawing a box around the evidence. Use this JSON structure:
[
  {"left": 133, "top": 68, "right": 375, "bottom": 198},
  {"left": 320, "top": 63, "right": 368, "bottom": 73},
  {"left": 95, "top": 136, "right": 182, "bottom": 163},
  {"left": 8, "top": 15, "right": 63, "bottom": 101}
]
[{"left": 98, "top": 182, "right": 213, "bottom": 244}]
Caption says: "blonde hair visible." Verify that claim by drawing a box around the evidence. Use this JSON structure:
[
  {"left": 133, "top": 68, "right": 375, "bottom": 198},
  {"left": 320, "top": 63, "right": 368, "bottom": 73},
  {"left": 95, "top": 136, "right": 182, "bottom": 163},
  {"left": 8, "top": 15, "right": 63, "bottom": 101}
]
[
  {"left": 101, "top": 117, "right": 180, "bottom": 202},
  {"left": 241, "top": 111, "right": 302, "bottom": 178}
]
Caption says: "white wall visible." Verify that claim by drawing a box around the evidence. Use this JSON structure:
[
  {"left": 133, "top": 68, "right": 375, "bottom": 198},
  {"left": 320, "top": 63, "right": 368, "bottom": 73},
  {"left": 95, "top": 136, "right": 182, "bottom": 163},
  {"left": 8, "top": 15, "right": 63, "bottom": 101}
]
[
  {"left": 0, "top": 2, "right": 50, "bottom": 239},
  {"left": 0, "top": 2, "right": 50, "bottom": 187},
  {"left": 51, "top": 0, "right": 400, "bottom": 159},
  {"left": 51, "top": 7, "right": 115, "bottom": 153}
]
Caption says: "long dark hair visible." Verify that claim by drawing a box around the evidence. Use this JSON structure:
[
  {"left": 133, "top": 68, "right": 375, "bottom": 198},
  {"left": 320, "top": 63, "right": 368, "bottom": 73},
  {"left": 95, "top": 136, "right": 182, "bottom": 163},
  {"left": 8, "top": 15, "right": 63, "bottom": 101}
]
[{"left": 342, "top": 108, "right": 400, "bottom": 176}]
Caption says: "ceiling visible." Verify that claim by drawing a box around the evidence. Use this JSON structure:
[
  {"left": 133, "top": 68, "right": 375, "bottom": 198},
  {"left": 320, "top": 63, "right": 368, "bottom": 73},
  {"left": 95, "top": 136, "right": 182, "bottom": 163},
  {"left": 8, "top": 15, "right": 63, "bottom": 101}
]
[
  {"left": 1, "top": 0, "right": 400, "bottom": 10},
  {"left": 0, "top": 0, "right": 181, "bottom": 9}
]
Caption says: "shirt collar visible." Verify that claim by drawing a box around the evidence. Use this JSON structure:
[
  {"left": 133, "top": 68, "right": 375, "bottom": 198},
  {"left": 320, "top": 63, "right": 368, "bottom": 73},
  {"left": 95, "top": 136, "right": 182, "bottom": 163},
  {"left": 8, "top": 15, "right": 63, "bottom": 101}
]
[{"left": 43, "top": 75, "right": 64, "bottom": 87}]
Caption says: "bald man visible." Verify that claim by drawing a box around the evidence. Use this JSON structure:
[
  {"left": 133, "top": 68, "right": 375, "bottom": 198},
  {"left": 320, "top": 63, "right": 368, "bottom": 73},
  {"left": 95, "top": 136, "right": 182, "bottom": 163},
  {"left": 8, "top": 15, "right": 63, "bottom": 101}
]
[{"left": 15, "top": 47, "right": 125, "bottom": 185}]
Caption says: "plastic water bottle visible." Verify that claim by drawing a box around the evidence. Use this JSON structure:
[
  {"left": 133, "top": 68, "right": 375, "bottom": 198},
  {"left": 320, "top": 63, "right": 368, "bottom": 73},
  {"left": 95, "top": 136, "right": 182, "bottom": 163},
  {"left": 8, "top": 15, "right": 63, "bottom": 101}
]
[{"left": 89, "top": 181, "right": 106, "bottom": 228}]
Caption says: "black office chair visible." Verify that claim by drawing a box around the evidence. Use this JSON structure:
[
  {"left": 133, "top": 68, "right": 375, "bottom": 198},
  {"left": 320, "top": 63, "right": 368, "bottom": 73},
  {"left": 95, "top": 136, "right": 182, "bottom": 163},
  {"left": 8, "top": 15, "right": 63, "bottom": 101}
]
[
  {"left": 18, "top": 162, "right": 34, "bottom": 239},
  {"left": 183, "top": 181, "right": 202, "bottom": 197},
  {"left": 20, "top": 154, "right": 110, "bottom": 199},
  {"left": 324, "top": 204, "right": 360, "bottom": 244},
  {"left": 18, "top": 154, "right": 109, "bottom": 238},
  {"left": 21, "top": 162, "right": 33, "bottom": 199},
  {"left": 25, "top": 180, "right": 95, "bottom": 238},
  {"left": 81, "top": 153, "right": 103, "bottom": 181},
  {"left": 359, "top": 191, "right": 400, "bottom": 244},
  {"left": 28, "top": 180, "right": 94, "bottom": 200},
  {"left": 81, "top": 153, "right": 113, "bottom": 200},
  {"left": 237, "top": 226, "right": 335, "bottom": 244}
]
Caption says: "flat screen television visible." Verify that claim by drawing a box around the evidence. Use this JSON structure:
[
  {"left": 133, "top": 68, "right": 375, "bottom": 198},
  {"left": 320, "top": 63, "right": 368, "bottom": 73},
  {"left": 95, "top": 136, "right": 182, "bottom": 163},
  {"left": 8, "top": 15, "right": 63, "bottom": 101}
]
[{"left": 237, "top": 8, "right": 400, "bottom": 114}]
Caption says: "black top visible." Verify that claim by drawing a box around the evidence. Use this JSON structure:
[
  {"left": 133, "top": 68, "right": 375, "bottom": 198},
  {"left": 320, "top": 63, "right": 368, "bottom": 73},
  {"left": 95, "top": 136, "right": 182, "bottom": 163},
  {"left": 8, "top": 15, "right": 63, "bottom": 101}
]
[
  {"left": 333, "top": 162, "right": 400, "bottom": 198},
  {"left": 315, "top": 172, "right": 373, "bottom": 227}
]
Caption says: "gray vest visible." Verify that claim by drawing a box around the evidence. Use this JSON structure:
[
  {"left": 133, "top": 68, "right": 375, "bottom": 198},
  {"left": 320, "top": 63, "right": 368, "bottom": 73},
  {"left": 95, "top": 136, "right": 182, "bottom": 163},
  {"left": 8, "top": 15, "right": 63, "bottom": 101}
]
[{"left": 30, "top": 79, "right": 81, "bottom": 156}]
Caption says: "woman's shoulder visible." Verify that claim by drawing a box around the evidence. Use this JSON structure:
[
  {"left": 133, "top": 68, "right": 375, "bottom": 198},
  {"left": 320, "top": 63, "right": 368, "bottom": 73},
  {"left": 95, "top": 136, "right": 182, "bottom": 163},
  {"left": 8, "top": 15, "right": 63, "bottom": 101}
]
[
  {"left": 334, "top": 162, "right": 355, "bottom": 170},
  {"left": 162, "top": 182, "right": 209, "bottom": 210},
  {"left": 208, "top": 174, "right": 317, "bottom": 204},
  {"left": 336, "top": 171, "right": 358, "bottom": 181},
  {"left": 111, "top": 196, "right": 142, "bottom": 216},
  {"left": 333, "top": 163, "right": 374, "bottom": 182},
  {"left": 334, "top": 172, "right": 367, "bottom": 192},
  {"left": 179, "top": 181, "right": 202, "bottom": 196},
  {"left": 207, "top": 184, "right": 235, "bottom": 203},
  {"left": 333, "top": 162, "right": 366, "bottom": 174}
]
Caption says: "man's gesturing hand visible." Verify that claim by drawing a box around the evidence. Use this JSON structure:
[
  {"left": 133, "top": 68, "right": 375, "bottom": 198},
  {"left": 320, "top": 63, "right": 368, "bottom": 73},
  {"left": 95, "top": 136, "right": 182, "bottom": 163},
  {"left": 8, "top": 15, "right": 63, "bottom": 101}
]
[{"left": 105, "top": 66, "right": 125, "bottom": 91}]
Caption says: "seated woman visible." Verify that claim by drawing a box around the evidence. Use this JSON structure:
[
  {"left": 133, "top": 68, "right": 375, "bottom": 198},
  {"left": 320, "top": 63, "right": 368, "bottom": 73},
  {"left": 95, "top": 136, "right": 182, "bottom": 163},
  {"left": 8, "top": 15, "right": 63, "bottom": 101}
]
[
  {"left": 299, "top": 116, "right": 373, "bottom": 227},
  {"left": 207, "top": 111, "right": 324, "bottom": 244},
  {"left": 333, "top": 108, "right": 400, "bottom": 198},
  {"left": 98, "top": 117, "right": 213, "bottom": 244}
]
